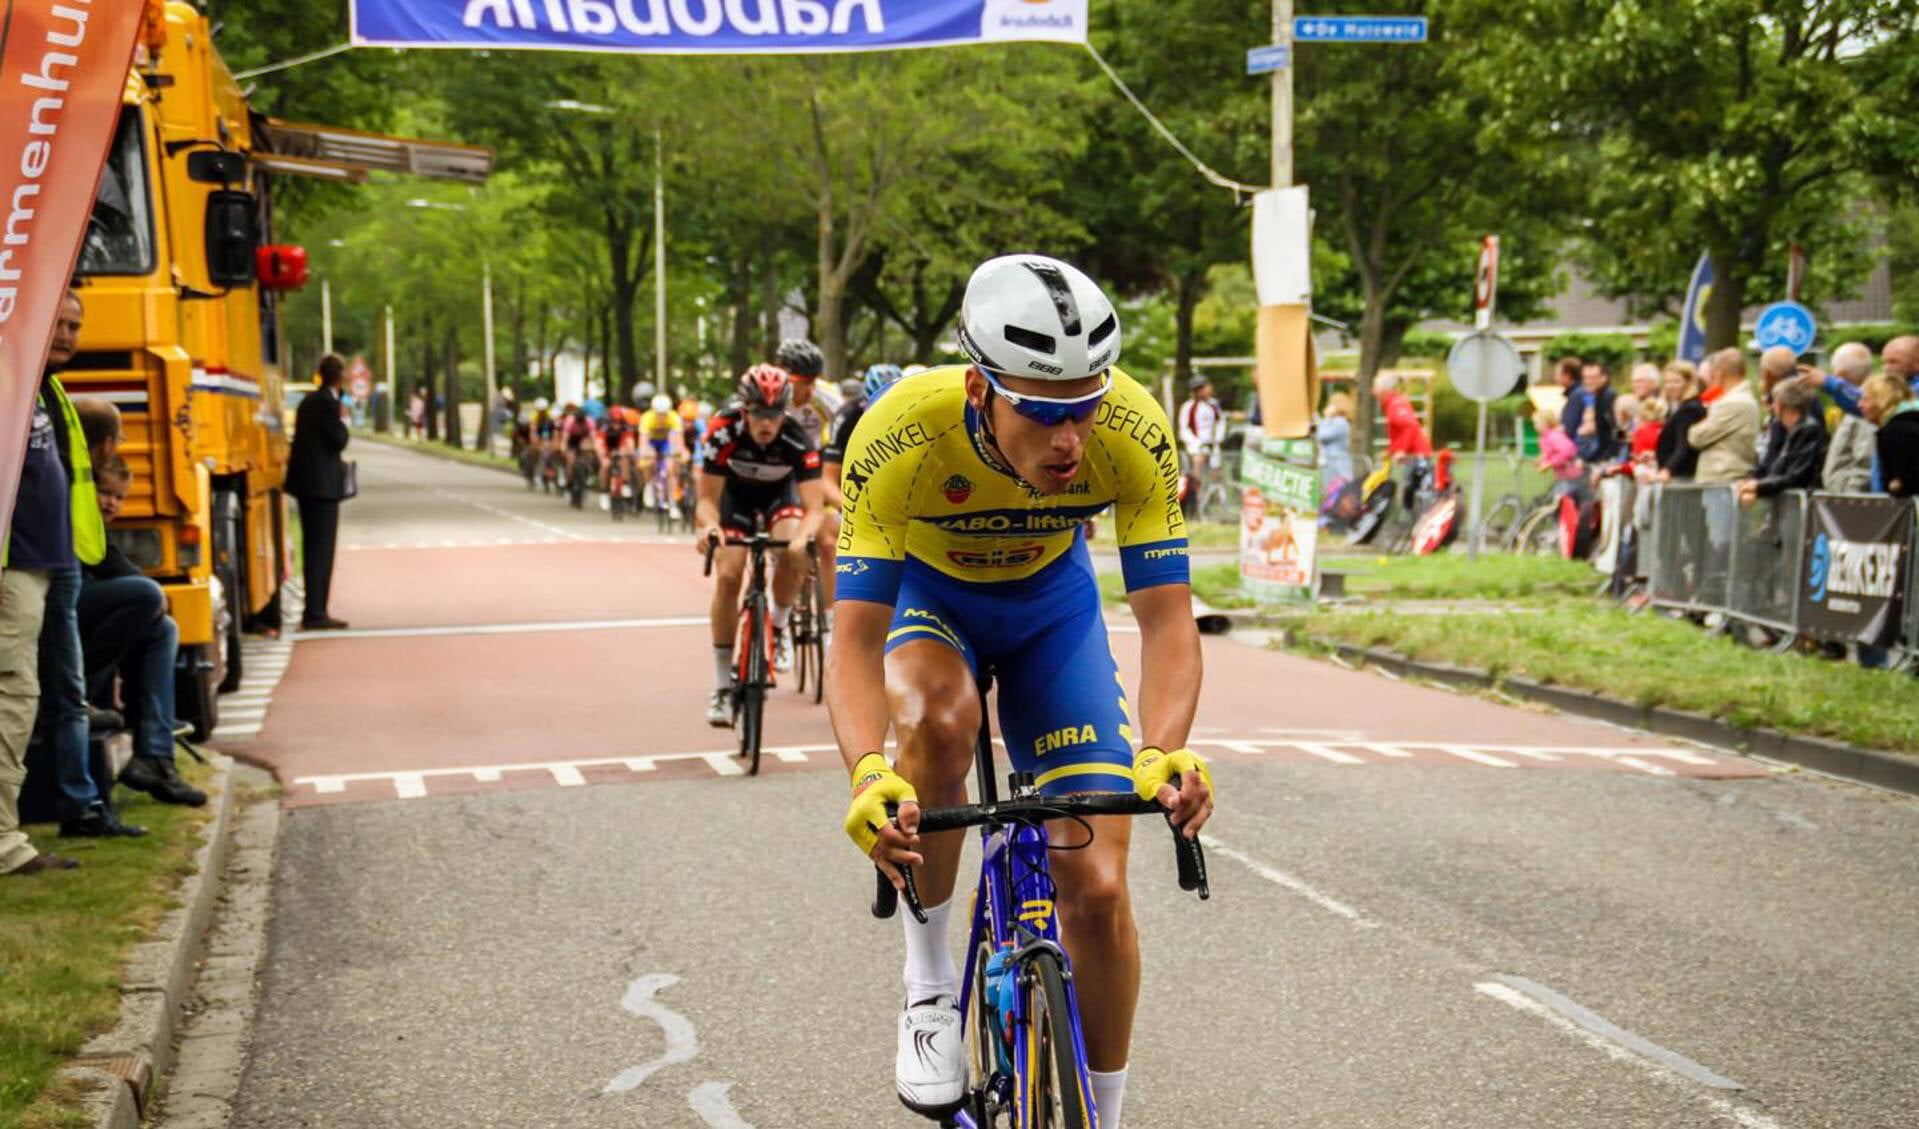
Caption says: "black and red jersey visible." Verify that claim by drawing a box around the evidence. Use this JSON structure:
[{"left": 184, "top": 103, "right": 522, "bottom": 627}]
[{"left": 702, "top": 408, "right": 822, "bottom": 489}]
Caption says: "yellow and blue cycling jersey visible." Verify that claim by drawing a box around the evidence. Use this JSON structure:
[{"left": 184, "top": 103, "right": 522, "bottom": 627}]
[{"left": 834, "top": 364, "right": 1189, "bottom": 796}]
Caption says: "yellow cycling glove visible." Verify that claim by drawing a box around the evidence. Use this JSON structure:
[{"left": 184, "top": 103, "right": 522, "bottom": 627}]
[
  {"left": 844, "top": 752, "right": 918, "bottom": 858},
  {"left": 1132, "top": 746, "right": 1215, "bottom": 806}
]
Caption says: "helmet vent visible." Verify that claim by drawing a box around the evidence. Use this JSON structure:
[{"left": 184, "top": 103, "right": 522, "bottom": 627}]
[
  {"left": 1003, "top": 325, "right": 1057, "bottom": 355},
  {"left": 1022, "top": 261, "right": 1082, "bottom": 335},
  {"left": 1088, "top": 313, "right": 1117, "bottom": 348}
]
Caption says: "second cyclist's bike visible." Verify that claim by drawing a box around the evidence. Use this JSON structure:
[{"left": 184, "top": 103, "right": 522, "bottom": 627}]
[{"left": 705, "top": 527, "right": 787, "bottom": 775}]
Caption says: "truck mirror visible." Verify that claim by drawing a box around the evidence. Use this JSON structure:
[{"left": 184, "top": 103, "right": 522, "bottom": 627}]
[
  {"left": 206, "top": 190, "right": 259, "bottom": 287},
  {"left": 186, "top": 150, "right": 246, "bottom": 185}
]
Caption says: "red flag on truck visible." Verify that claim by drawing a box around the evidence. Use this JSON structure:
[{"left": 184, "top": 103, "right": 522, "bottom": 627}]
[{"left": 0, "top": 0, "right": 145, "bottom": 550}]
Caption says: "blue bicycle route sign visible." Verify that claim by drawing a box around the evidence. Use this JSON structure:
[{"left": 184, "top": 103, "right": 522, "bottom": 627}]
[
  {"left": 1755, "top": 301, "right": 1819, "bottom": 355},
  {"left": 1292, "top": 16, "right": 1428, "bottom": 43},
  {"left": 1246, "top": 44, "right": 1292, "bottom": 74}
]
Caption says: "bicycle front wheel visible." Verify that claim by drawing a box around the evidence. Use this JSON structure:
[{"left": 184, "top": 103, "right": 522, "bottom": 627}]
[
  {"left": 1021, "top": 951, "right": 1094, "bottom": 1129},
  {"left": 737, "top": 603, "right": 766, "bottom": 776},
  {"left": 807, "top": 561, "right": 827, "bottom": 705}
]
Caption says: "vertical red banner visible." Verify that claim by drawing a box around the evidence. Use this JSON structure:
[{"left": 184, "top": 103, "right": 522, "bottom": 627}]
[{"left": 0, "top": 0, "right": 144, "bottom": 548}]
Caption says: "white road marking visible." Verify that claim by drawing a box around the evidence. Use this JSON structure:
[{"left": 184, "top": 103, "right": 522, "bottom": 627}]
[
  {"left": 1476, "top": 978, "right": 1782, "bottom": 1129},
  {"left": 605, "top": 973, "right": 701, "bottom": 1095},
  {"left": 688, "top": 1082, "right": 754, "bottom": 1128},
  {"left": 288, "top": 735, "right": 1748, "bottom": 801},
  {"left": 1204, "top": 837, "right": 1378, "bottom": 928},
  {"left": 298, "top": 615, "right": 709, "bottom": 641},
  {"left": 212, "top": 628, "right": 299, "bottom": 744},
  {"left": 431, "top": 487, "right": 589, "bottom": 542}
]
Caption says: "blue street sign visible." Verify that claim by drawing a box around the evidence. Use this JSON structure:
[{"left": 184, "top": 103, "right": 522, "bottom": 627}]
[
  {"left": 1246, "top": 44, "right": 1292, "bottom": 74},
  {"left": 1755, "top": 301, "right": 1819, "bottom": 355},
  {"left": 1293, "top": 16, "right": 1429, "bottom": 43}
]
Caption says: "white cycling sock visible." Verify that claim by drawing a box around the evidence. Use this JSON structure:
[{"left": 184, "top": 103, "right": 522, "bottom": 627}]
[
  {"left": 1089, "top": 1067, "right": 1127, "bottom": 1129},
  {"left": 713, "top": 644, "right": 734, "bottom": 689},
  {"left": 901, "top": 898, "right": 958, "bottom": 1003},
  {"left": 773, "top": 602, "right": 793, "bottom": 631}
]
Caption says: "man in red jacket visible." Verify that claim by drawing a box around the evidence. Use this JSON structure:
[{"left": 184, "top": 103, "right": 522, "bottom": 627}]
[{"left": 1374, "top": 371, "right": 1433, "bottom": 459}]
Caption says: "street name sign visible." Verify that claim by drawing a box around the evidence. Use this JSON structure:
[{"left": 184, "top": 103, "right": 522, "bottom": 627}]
[
  {"left": 1293, "top": 16, "right": 1428, "bottom": 43},
  {"left": 1246, "top": 44, "right": 1292, "bottom": 74}
]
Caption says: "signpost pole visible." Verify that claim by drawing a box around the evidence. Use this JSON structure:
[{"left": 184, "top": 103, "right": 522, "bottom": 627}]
[
  {"left": 383, "top": 304, "right": 397, "bottom": 433},
  {"left": 482, "top": 259, "right": 497, "bottom": 452},
  {"left": 1470, "top": 402, "right": 1488, "bottom": 560},
  {"left": 654, "top": 126, "right": 668, "bottom": 397},
  {"left": 1272, "top": 0, "right": 1293, "bottom": 188}
]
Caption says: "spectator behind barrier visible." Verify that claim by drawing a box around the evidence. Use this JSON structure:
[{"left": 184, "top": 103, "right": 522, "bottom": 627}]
[
  {"left": 1821, "top": 343, "right": 1878, "bottom": 493},
  {"left": 82, "top": 458, "right": 205, "bottom": 806},
  {"left": 1534, "top": 410, "right": 1585, "bottom": 500},
  {"left": 1883, "top": 335, "right": 1919, "bottom": 396},
  {"left": 1630, "top": 395, "right": 1667, "bottom": 466},
  {"left": 1318, "top": 392, "right": 1354, "bottom": 487},
  {"left": 1738, "top": 381, "right": 1827, "bottom": 505},
  {"left": 1573, "top": 361, "right": 1620, "bottom": 463},
  {"left": 1756, "top": 346, "right": 1799, "bottom": 469},
  {"left": 1861, "top": 373, "right": 1919, "bottom": 497},
  {"left": 1688, "top": 348, "right": 1759, "bottom": 483},
  {"left": 1656, "top": 360, "right": 1705, "bottom": 481}
]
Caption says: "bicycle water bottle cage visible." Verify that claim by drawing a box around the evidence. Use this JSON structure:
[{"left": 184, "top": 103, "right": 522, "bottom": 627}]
[{"left": 985, "top": 945, "right": 1018, "bottom": 1075}]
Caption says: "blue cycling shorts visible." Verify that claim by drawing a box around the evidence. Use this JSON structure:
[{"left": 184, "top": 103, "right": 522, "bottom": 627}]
[{"left": 883, "top": 539, "right": 1134, "bottom": 797}]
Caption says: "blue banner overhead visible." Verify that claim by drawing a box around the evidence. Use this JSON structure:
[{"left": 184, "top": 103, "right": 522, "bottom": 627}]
[{"left": 350, "top": 0, "right": 1089, "bottom": 53}]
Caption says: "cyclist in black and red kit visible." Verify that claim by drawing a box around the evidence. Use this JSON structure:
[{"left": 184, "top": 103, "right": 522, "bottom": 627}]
[{"left": 695, "top": 364, "right": 824, "bottom": 726}]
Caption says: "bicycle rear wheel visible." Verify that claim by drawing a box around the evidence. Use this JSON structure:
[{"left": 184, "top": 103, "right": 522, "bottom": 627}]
[
  {"left": 808, "top": 561, "right": 827, "bottom": 705},
  {"left": 1021, "top": 951, "right": 1093, "bottom": 1129}
]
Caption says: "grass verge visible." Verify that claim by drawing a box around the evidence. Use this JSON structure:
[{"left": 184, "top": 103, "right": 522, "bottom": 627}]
[
  {"left": 1271, "top": 603, "right": 1919, "bottom": 755},
  {"left": 355, "top": 429, "right": 518, "bottom": 475},
  {"left": 1099, "top": 551, "right": 1594, "bottom": 608},
  {"left": 0, "top": 759, "right": 219, "bottom": 1129}
]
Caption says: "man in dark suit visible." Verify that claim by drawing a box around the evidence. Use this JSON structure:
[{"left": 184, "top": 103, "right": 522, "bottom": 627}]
[{"left": 286, "top": 355, "right": 351, "bottom": 630}]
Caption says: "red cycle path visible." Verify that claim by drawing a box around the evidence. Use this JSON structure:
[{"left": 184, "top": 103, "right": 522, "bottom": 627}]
[{"left": 238, "top": 541, "right": 1764, "bottom": 808}]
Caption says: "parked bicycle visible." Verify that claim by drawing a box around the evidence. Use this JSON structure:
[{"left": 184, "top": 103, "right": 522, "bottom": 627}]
[{"left": 871, "top": 670, "right": 1210, "bottom": 1129}]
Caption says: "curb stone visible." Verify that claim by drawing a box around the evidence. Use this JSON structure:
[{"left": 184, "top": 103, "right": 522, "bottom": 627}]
[
  {"left": 61, "top": 752, "right": 238, "bottom": 1128},
  {"left": 1306, "top": 638, "right": 1919, "bottom": 798}
]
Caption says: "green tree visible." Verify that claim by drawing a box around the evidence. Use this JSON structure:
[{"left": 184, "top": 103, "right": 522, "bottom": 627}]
[{"left": 1463, "top": 0, "right": 1919, "bottom": 347}]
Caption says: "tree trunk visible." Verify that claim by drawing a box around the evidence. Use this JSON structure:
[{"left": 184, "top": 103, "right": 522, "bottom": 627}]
[
  {"left": 509, "top": 279, "right": 527, "bottom": 399},
  {"left": 442, "top": 325, "right": 463, "bottom": 449},
  {"left": 1705, "top": 251, "right": 1748, "bottom": 351},
  {"left": 728, "top": 250, "right": 753, "bottom": 381},
  {"left": 760, "top": 236, "right": 781, "bottom": 357},
  {"left": 1173, "top": 268, "right": 1207, "bottom": 385},
  {"left": 817, "top": 272, "right": 847, "bottom": 383},
  {"left": 1353, "top": 286, "right": 1388, "bottom": 458},
  {"left": 421, "top": 323, "right": 440, "bottom": 441}
]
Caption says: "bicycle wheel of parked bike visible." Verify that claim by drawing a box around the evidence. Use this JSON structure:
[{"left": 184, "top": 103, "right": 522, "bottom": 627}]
[
  {"left": 1022, "top": 950, "right": 1093, "bottom": 1129},
  {"left": 1479, "top": 493, "right": 1523, "bottom": 550},
  {"left": 734, "top": 601, "right": 766, "bottom": 776},
  {"left": 1347, "top": 481, "right": 1395, "bottom": 546},
  {"left": 1513, "top": 502, "right": 1562, "bottom": 558}
]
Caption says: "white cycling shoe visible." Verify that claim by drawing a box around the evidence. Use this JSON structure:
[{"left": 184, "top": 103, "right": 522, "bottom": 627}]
[
  {"left": 896, "top": 995, "right": 965, "bottom": 1117},
  {"left": 705, "top": 688, "right": 732, "bottom": 728},
  {"left": 773, "top": 630, "right": 794, "bottom": 673}
]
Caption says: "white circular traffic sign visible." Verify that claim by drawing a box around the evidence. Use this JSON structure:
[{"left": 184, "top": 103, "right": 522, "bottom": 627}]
[{"left": 1446, "top": 330, "right": 1524, "bottom": 404}]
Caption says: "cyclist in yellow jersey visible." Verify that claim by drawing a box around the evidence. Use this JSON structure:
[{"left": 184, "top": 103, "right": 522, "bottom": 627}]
[
  {"left": 636, "top": 393, "right": 687, "bottom": 498},
  {"left": 827, "top": 255, "right": 1213, "bottom": 1125}
]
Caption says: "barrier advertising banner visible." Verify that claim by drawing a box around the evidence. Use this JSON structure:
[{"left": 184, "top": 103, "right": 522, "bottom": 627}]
[
  {"left": 0, "top": 0, "right": 146, "bottom": 550},
  {"left": 351, "top": 0, "right": 1089, "bottom": 53},
  {"left": 1239, "top": 437, "right": 1318, "bottom": 603},
  {"left": 1797, "top": 494, "right": 1913, "bottom": 646}
]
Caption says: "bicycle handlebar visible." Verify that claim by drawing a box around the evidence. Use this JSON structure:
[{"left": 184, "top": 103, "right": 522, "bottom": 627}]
[
  {"left": 870, "top": 788, "right": 1210, "bottom": 924},
  {"left": 703, "top": 531, "right": 793, "bottom": 577}
]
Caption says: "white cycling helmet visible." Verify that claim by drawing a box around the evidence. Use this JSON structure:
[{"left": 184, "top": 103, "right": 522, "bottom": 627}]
[
  {"left": 650, "top": 393, "right": 672, "bottom": 413},
  {"left": 534, "top": 397, "right": 550, "bottom": 411},
  {"left": 957, "top": 254, "right": 1120, "bottom": 382}
]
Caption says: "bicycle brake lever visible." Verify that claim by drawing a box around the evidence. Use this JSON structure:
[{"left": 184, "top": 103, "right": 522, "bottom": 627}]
[
  {"left": 1164, "top": 812, "right": 1211, "bottom": 900},
  {"left": 881, "top": 802, "right": 928, "bottom": 924}
]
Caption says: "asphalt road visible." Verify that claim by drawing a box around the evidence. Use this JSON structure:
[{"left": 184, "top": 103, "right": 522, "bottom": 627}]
[{"left": 220, "top": 440, "right": 1919, "bottom": 1129}]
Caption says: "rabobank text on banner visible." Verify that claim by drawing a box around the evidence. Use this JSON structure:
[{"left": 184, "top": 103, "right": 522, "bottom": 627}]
[
  {"left": 0, "top": 0, "right": 145, "bottom": 548},
  {"left": 351, "top": 0, "right": 1089, "bottom": 52}
]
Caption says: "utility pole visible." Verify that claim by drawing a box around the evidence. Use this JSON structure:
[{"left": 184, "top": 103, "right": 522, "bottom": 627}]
[
  {"left": 383, "top": 304, "right": 396, "bottom": 433},
  {"left": 1272, "top": 0, "right": 1293, "bottom": 189},
  {"left": 482, "top": 259, "right": 496, "bottom": 451},
  {"left": 654, "top": 127, "right": 668, "bottom": 400},
  {"left": 321, "top": 278, "right": 334, "bottom": 359}
]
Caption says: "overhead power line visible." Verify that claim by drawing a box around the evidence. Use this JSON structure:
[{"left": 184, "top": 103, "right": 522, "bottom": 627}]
[
  {"left": 233, "top": 41, "right": 354, "bottom": 80},
  {"left": 1081, "top": 42, "right": 1265, "bottom": 200}
]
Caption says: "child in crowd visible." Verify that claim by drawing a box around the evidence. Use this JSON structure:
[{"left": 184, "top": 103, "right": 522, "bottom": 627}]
[{"left": 1535, "top": 410, "right": 1585, "bottom": 500}]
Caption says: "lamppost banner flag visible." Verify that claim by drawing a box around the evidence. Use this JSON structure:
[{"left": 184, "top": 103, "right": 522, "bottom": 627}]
[
  {"left": 351, "top": 0, "right": 1090, "bottom": 52},
  {"left": 0, "top": 0, "right": 147, "bottom": 551}
]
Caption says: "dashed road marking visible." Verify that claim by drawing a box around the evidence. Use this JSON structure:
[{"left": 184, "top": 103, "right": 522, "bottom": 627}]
[
  {"left": 286, "top": 736, "right": 1762, "bottom": 804},
  {"left": 1205, "top": 837, "right": 1378, "bottom": 928},
  {"left": 212, "top": 585, "right": 300, "bottom": 744},
  {"left": 1476, "top": 977, "right": 1783, "bottom": 1129}
]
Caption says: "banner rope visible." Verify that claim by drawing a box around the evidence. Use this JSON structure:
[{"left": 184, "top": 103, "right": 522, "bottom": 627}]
[
  {"left": 233, "top": 41, "right": 354, "bottom": 81},
  {"left": 1081, "top": 42, "right": 1265, "bottom": 200}
]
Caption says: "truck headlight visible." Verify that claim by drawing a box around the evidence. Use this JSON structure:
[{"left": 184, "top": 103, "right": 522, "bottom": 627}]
[{"left": 108, "top": 528, "right": 164, "bottom": 570}]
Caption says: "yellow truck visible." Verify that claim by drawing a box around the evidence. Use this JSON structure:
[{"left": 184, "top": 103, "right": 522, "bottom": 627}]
[{"left": 68, "top": 0, "right": 490, "bottom": 736}]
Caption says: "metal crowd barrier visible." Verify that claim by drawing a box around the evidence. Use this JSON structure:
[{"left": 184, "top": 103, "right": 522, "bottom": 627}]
[
  {"left": 1644, "top": 487, "right": 1918, "bottom": 651},
  {"left": 1646, "top": 483, "right": 1734, "bottom": 614}
]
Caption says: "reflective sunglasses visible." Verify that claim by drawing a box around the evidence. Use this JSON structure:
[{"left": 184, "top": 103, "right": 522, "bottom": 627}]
[
  {"left": 978, "top": 367, "right": 1111, "bottom": 426},
  {"left": 747, "top": 406, "right": 787, "bottom": 422}
]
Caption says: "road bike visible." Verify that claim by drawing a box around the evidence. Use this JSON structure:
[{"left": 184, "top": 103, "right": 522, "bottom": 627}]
[
  {"left": 789, "top": 541, "right": 828, "bottom": 704},
  {"left": 649, "top": 456, "right": 686, "bottom": 534},
  {"left": 604, "top": 450, "right": 637, "bottom": 521},
  {"left": 872, "top": 674, "right": 1211, "bottom": 1129},
  {"left": 567, "top": 448, "right": 599, "bottom": 510},
  {"left": 704, "top": 527, "right": 787, "bottom": 776}
]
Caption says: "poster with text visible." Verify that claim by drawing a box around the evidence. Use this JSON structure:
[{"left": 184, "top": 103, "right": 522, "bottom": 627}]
[{"left": 1239, "top": 437, "right": 1318, "bottom": 602}]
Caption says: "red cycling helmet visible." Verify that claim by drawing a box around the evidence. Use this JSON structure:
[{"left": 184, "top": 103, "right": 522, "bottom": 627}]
[{"left": 738, "top": 364, "right": 794, "bottom": 412}]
